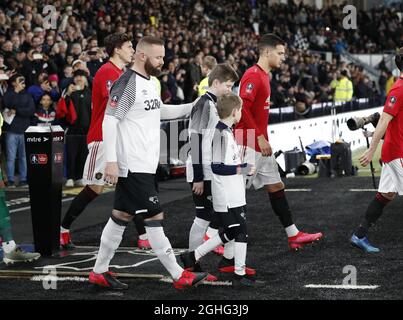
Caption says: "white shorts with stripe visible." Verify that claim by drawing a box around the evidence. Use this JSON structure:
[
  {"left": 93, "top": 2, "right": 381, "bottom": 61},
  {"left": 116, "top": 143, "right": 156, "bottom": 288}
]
[
  {"left": 239, "top": 146, "right": 282, "bottom": 190},
  {"left": 378, "top": 158, "right": 403, "bottom": 196},
  {"left": 83, "top": 141, "right": 105, "bottom": 186}
]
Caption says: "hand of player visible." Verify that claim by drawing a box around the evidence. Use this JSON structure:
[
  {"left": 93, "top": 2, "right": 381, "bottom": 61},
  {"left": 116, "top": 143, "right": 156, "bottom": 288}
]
[
  {"left": 359, "top": 149, "right": 375, "bottom": 167},
  {"left": 192, "top": 181, "right": 204, "bottom": 196},
  {"left": 237, "top": 164, "right": 256, "bottom": 176},
  {"left": 247, "top": 165, "right": 256, "bottom": 176},
  {"left": 258, "top": 135, "right": 272, "bottom": 157},
  {"left": 104, "top": 162, "right": 119, "bottom": 185}
]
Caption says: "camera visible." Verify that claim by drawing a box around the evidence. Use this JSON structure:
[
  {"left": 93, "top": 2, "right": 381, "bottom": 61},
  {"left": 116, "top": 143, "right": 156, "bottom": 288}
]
[
  {"left": 347, "top": 112, "right": 380, "bottom": 131},
  {"left": 33, "top": 53, "right": 43, "bottom": 60}
]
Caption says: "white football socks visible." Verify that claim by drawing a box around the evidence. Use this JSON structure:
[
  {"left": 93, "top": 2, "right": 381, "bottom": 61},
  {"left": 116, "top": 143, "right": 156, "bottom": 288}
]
[
  {"left": 285, "top": 224, "right": 299, "bottom": 237},
  {"left": 145, "top": 225, "right": 183, "bottom": 281},
  {"left": 234, "top": 242, "right": 247, "bottom": 276},
  {"left": 223, "top": 240, "right": 235, "bottom": 260},
  {"left": 194, "top": 234, "right": 223, "bottom": 261},
  {"left": 93, "top": 218, "right": 125, "bottom": 274},
  {"left": 205, "top": 226, "right": 218, "bottom": 239},
  {"left": 189, "top": 217, "right": 209, "bottom": 251}
]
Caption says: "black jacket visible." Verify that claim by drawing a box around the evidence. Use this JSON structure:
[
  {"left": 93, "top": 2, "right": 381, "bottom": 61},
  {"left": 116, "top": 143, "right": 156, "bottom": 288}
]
[
  {"left": 64, "top": 87, "right": 92, "bottom": 135},
  {"left": 2, "top": 89, "right": 35, "bottom": 134}
]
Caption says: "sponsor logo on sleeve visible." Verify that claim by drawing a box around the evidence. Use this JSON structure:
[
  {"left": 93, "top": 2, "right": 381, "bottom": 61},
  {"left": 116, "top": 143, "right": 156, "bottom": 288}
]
[
  {"left": 387, "top": 96, "right": 397, "bottom": 109},
  {"left": 245, "top": 83, "right": 254, "bottom": 94},
  {"left": 106, "top": 80, "right": 113, "bottom": 90}
]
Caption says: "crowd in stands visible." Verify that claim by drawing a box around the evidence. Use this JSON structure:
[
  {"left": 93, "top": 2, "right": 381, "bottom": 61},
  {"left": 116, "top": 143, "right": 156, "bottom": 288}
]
[{"left": 0, "top": 0, "right": 401, "bottom": 185}]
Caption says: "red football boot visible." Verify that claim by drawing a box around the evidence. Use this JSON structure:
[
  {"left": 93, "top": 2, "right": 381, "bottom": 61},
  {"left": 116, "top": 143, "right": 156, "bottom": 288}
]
[
  {"left": 173, "top": 270, "right": 208, "bottom": 289},
  {"left": 288, "top": 231, "right": 323, "bottom": 250},
  {"left": 89, "top": 271, "right": 128, "bottom": 290},
  {"left": 137, "top": 239, "right": 152, "bottom": 250},
  {"left": 60, "top": 231, "right": 75, "bottom": 250},
  {"left": 218, "top": 257, "right": 256, "bottom": 276}
]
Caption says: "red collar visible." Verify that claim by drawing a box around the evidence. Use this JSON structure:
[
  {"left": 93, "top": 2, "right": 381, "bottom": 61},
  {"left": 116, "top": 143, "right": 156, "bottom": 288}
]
[{"left": 255, "top": 63, "right": 270, "bottom": 75}]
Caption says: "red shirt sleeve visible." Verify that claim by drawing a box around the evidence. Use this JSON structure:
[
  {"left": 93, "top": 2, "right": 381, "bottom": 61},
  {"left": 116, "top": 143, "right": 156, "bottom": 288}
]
[
  {"left": 98, "top": 70, "right": 111, "bottom": 100},
  {"left": 383, "top": 90, "right": 402, "bottom": 117},
  {"left": 239, "top": 74, "right": 264, "bottom": 138}
]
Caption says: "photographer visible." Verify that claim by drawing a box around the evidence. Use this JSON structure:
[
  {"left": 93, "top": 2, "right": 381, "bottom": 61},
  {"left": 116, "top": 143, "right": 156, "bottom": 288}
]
[
  {"left": 351, "top": 48, "right": 403, "bottom": 253},
  {"left": 56, "top": 70, "right": 91, "bottom": 187}
]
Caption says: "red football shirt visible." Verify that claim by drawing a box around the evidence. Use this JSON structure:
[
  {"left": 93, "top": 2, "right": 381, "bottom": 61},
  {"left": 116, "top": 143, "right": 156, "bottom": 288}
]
[
  {"left": 235, "top": 64, "right": 271, "bottom": 152},
  {"left": 87, "top": 61, "right": 123, "bottom": 144},
  {"left": 381, "top": 77, "right": 403, "bottom": 163}
]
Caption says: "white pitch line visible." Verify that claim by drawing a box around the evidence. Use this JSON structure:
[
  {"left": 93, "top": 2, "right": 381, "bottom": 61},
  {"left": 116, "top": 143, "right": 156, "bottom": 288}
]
[
  {"left": 350, "top": 189, "right": 377, "bottom": 192},
  {"left": 31, "top": 275, "right": 233, "bottom": 286},
  {"left": 285, "top": 189, "right": 312, "bottom": 192},
  {"left": 9, "top": 197, "right": 74, "bottom": 214},
  {"left": 305, "top": 284, "right": 379, "bottom": 290},
  {"left": 159, "top": 277, "right": 232, "bottom": 286},
  {"left": 30, "top": 275, "right": 88, "bottom": 282}
]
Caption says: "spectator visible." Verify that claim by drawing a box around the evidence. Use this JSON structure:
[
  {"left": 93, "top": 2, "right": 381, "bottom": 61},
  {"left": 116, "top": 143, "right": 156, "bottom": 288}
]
[
  {"left": 197, "top": 55, "right": 217, "bottom": 97},
  {"left": 378, "top": 70, "right": 387, "bottom": 101},
  {"left": 1, "top": 74, "right": 35, "bottom": 187},
  {"left": 60, "top": 65, "right": 74, "bottom": 91},
  {"left": 0, "top": 69, "right": 8, "bottom": 98},
  {"left": 27, "top": 71, "right": 60, "bottom": 105},
  {"left": 334, "top": 70, "right": 353, "bottom": 103},
  {"left": 184, "top": 51, "right": 203, "bottom": 102},
  {"left": 0, "top": 1, "right": 399, "bottom": 116},
  {"left": 56, "top": 69, "right": 91, "bottom": 188},
  {"left": 158, "top": 71, "right": 173, "bottom": 104},
  {"left": 355, "top": 76, "right": 373, "bottom": 99},
  {"left": 86, "top": 48, "right": 104, "bottom": 77},
  {"left": 166, "top": 61, "right": 184, "bottom": 104},
  {"left": 33, "top": 93, "right": 57, "bottom": 126},
  {"left": 20, "top": 50, "right": 49, "bottom": 86},
  {"left": 386, "top": 70, "right": 396, "bottom": 94}
]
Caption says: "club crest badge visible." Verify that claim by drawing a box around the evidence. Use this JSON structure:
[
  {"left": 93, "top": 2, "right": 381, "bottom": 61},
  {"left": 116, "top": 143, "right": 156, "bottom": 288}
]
[
  {"left": 106, "top": 80, "right": 113, "bottom": 90},
  {"left": 388, "top": 96, "right": 397, "bottom": 108},
  {"left": 245, "top": 83, "right": 254, "bottom": 94},
  {"left": 110, "top": 95, "right": 119, "bottom": 108}
]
